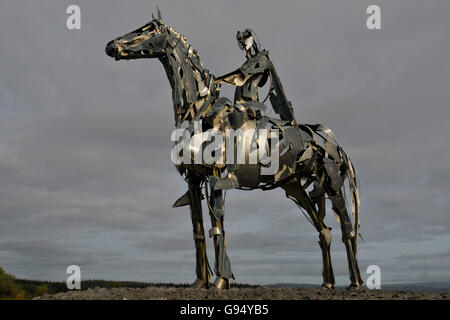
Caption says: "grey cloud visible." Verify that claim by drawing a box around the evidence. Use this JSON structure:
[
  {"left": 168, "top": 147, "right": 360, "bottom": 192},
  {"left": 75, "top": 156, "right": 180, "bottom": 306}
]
[{"left": 0, "top": 0, "right": 449, "bottom": 285}]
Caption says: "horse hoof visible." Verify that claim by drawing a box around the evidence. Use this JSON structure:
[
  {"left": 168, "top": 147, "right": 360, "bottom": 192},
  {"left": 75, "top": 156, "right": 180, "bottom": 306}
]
[
  {"left": 213, "top": 277, "right": 230, "bottom": 290},
  {"left": 347, "top": 283, "right": 363, "bottom": 290},
  {"left": 191, "top": 278, "right": 209, "bottom": 289},
  {"left": 321, "top": 283, "right": 335, "bottom": 290}
]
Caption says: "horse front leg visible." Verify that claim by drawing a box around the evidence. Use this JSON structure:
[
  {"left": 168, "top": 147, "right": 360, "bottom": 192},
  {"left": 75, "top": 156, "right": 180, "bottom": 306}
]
[
  {"left": 187, "top": 175, "right": 211, "bottom": 289},
  {"left": 329, "top": 193, "right": 363, "bottom": 288},
  {"left": 208, "top": 180, "right": 234, "bottom": 289}
]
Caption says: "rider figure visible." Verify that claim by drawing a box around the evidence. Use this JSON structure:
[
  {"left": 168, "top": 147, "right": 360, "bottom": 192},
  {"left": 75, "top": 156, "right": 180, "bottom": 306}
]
[{"left": 215, "top": 29, "right": 297, "bottom": 124}]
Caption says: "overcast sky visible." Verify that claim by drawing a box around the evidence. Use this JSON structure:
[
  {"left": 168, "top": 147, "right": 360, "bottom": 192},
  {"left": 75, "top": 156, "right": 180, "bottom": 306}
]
[{"left": 0, "top": 0, "right": 449, "bottom": 286}]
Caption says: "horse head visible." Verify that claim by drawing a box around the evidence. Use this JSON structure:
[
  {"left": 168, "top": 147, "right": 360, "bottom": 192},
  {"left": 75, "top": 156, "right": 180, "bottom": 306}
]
[{"left": 105, "top": 9, "right": 169, "bottom": 61}]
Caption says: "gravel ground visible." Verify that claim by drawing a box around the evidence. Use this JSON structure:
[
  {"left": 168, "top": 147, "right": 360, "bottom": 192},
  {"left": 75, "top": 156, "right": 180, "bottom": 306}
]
[{"left": 34, "top": 286, "right": 450, "bottom": 300}]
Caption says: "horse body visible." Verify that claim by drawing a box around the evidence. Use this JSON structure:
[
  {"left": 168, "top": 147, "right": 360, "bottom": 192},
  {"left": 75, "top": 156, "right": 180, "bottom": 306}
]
[{"left": 106, "top": 14, "right": 363, "bottom": 289}]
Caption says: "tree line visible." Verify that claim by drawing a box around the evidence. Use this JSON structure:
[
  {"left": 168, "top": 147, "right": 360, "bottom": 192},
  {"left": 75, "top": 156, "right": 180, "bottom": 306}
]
[{"left": 1, "top": 266, "right": 258, "bottom": 299}]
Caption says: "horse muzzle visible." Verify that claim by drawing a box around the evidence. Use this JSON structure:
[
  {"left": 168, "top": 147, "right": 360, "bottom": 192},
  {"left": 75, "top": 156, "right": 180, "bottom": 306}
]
[{"left": 105, "top": 40, "right": 120, "bottom": 60}]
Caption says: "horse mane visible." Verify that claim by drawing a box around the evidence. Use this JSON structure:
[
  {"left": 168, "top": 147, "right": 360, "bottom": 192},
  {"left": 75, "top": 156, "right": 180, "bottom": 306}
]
[{"left": 165, "top": 25, "right": 205, "bottom": 70}]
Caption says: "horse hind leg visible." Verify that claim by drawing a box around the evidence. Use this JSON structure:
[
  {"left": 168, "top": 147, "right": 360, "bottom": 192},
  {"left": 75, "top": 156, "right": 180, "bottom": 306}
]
[
  {"left": 329, "top": 192, "right": 363, "bottom": 288},
  {"left": 313, "top": 192, "right": 335, "bottom": 289},
  {"left": 283, "top": 182, "right": 336, "bottom": 289}
]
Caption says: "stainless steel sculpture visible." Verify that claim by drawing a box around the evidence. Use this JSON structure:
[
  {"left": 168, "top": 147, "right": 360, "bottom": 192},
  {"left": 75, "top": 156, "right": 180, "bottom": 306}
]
[{"left": 105, "top": 10, "right": 362, "bottom": 289}]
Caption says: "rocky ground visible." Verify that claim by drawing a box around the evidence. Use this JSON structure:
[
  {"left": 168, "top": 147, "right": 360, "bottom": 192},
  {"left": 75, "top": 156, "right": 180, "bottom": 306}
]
[{"left": 34, "top": 286, "right": 450, "bottom": 300}]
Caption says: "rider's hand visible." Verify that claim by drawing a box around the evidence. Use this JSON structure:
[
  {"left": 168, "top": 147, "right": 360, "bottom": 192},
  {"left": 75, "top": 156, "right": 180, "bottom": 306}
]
[{"left": 214, "top": 77, "right": 224, "bottom": 84}]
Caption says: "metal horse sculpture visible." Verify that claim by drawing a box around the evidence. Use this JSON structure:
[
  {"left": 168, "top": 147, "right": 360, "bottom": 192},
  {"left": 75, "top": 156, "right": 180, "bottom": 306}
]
[{"left": 106, "top": 12, "right": 363, "bottom": 289}]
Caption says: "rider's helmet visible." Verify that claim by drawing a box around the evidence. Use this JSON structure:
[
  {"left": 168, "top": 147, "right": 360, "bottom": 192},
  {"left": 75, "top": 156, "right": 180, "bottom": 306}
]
[{"left": 236, "top": 29, "right": 261, "bottom": 56}]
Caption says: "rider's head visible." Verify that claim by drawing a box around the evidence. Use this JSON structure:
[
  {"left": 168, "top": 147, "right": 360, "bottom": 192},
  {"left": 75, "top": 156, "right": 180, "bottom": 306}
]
[{"left": 236, "top": 29, "right": 261, "bottom": 57}]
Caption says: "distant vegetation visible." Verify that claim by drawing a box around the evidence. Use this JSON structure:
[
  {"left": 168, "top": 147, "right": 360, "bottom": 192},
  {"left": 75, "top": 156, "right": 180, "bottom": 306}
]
[
  {"left": 0, "top": 266, "right": 258, "bottom": 300},
  {"left": 0, "top": 267, "right": 28, "bottom": 300}
]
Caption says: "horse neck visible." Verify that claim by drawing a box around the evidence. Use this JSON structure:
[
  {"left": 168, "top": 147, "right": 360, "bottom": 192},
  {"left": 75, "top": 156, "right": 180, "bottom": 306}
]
[{"left": 159, "top": 28, "right": 216, "bottom": 127}]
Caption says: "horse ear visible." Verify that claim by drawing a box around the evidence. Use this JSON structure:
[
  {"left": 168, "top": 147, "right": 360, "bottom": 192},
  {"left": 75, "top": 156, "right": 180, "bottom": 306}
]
[
  {"left": 157, "top": 6, "right": 162, "bottom": 21},
  {"left": 152, "top": 13, "right": 156, "bottom": 20}
]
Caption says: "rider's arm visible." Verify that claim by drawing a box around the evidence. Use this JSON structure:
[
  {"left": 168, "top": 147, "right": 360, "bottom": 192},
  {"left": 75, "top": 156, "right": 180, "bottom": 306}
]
[
  {"left": 215, "top": 69, "right": 252, "bottom": 86},
  {"left": 215, "top": 51, "right": 270, "bottom": 87}
]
